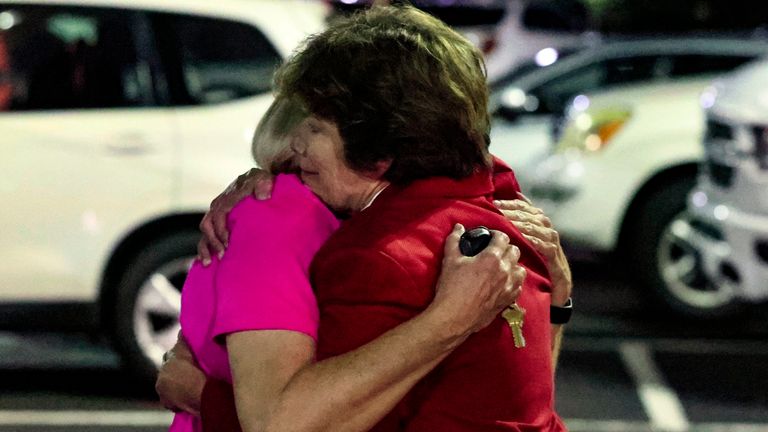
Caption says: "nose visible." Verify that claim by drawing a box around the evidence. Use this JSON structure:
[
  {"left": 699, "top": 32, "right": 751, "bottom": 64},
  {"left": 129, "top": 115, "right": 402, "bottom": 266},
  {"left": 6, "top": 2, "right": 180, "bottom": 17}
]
[{"left": 290, "top": 136, "right": 307, "bottom": 156}]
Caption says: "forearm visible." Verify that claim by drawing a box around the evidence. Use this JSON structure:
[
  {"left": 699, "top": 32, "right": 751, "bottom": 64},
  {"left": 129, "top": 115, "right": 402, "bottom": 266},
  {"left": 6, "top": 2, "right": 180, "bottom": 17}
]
[
  {"left": 549, "top": 287, "right": 569, "bottom": 373},
  {"left": 550, "top": 324, "right": 564, "bottom": 373},
  {"left": 228, "top": 330, "right": 314, "bottom": 432},
  {"left": 265, "top": 307, "right": 466, "bottom": 432}
]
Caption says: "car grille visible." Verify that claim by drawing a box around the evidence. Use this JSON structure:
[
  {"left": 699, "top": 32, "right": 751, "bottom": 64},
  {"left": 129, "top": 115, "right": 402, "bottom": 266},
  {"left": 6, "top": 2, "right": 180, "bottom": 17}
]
[
  {"left": 704, "top": 118, "right": 768, "bottom": 187},
  {"left": 704, "top": 118, "right": 737, "bottom": 189},
  {"left": 756, "top": 240, "right": 768, "bottom": 265},
  {"left": 705, "top": 119, "right": 734, "bottom": 141},
  {"left": 707, "top": 160, "right": 735, "bottom": 188},
  {"left": 751, "top": 126, "right": 768, "bottom": 170}
]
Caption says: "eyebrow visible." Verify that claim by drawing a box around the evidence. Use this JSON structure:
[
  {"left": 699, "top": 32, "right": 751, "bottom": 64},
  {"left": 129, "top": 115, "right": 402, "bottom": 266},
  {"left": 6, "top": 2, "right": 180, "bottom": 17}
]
[{"left": 307, "top": 118, "right": 324, "bottom": 130}]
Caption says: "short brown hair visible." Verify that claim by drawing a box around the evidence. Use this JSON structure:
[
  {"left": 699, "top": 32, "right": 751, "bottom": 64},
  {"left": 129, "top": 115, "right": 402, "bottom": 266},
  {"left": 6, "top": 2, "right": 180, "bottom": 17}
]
[{"left": 274, "top": 5, "right": 491, "bottom": 185}]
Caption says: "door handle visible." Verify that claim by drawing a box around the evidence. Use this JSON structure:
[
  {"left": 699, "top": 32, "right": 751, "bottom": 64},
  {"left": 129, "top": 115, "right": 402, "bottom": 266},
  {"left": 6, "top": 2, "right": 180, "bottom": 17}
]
[{"left": 105, "top": 133, "right": 153, "bottom": 155}]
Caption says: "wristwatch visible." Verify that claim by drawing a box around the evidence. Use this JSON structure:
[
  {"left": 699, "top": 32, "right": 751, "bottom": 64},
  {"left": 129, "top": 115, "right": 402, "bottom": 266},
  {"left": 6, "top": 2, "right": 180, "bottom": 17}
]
[{"left": 550, "top": 297, "right": 573, "bottom": 324}]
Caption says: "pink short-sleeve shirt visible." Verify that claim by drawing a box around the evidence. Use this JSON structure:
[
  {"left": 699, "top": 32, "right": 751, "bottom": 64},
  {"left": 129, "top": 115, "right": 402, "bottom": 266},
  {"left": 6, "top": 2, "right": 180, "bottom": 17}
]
[{"left": 169, "top": 174, "right": 339, "bottom": 432}]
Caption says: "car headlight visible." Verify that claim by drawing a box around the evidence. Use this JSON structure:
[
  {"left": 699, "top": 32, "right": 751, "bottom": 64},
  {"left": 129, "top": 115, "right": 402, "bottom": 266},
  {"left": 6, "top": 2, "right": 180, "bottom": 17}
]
[{"left": 555, "top": 107, "right": 632, "bottom": 154}]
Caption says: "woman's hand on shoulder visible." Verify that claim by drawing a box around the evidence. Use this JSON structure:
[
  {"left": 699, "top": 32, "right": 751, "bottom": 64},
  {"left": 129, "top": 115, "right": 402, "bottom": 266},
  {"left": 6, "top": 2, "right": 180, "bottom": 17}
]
[
  {"left": 495, "top": 194, "right": 572, "bottom": 306},
  {"left": 430, "top": 224, "right": 525, "bottom": 337},
  {"left": 155, "top": 334, "right": 206, "bottom": 417},
  {"left": 198, "top": 168, "right": 276, "bottom": 265}
]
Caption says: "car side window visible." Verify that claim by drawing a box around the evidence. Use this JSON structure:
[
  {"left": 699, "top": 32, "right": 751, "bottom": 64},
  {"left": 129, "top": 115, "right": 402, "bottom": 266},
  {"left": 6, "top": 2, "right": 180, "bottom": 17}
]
[
  {"left": 151, "top": 12, "right": 281, "bottom": 105},
  {"left": 0, "top": 5, "right": 147, "bottom": 111},
  {"left": 669, "top": 54, "right": 751, "bottom": 78},
  {"left": 530, "top": 62, "right": 606, "bottom": 114},
  {"left": 530, "top": 55, "right": 664, "bottom": 114},
  {"left": 604, "top": 55, "right": 660, "bottom": 85}
]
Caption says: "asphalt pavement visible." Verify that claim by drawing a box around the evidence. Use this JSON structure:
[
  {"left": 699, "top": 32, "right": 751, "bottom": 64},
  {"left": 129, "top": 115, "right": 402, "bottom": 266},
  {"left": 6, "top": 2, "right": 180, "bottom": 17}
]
[{"left": 1, "top": 261, "right": 767, "bottom": 432}]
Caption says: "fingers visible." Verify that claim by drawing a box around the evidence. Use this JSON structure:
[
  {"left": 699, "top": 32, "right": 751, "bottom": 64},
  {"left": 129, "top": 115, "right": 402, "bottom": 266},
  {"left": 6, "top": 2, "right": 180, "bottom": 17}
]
[
  {"left": 497, "top": 245, "right": 524, "bottom": 307},
  {"left": 510, "top": 265, "right": 527, "bottom": 293},
  {"left": 502, "top": 242, "right": 521, "bottom": 266},
  {"left": 517, "top": 192, "right": 533, "bottom": 205},
  {"left": 199, "top": 213, "right": 225, "bottom": 261},
  {"left": 501, "top": 206, "right": 549, "bottom": 225},
  {"left": 495, "top": 199, "right": 552, "bottom": 229},
  {"left": 512, "top": 220, "right": 560, "bottom": 244},
  {"left": 201, "top": 169, "right": 273, "bottom": 260},
  {"left": 237, "top": 168, "right": 275, "bottom": 200},
  {"left": 500, "top": 209, "right": 552, "bottom": 228},
  {"left": 253, "top": 174, "right": 275, "bottom": 200},
  {"left": 523, "top": 233, "right": 560, "bottom": 259},
  {"left": 494, "top": 199, "right": 543, "bottom": 214},
  {"left": 197, "top": 237, "right": 211, "bottom": 266},
  {"left": 483, "top": 229, "right": 510, "bottom": 259},
  {"left": 443, "top": 223, "right": 466, "bottom": 259},
  {"left": 155, "top": 354, "right": 205, "bottom": 417},
  {"left": 171, "top": 337, "right": 194, "bottom": 360},
  {"left": 211, "top": 207, "right": 230, "bottom": 252}
]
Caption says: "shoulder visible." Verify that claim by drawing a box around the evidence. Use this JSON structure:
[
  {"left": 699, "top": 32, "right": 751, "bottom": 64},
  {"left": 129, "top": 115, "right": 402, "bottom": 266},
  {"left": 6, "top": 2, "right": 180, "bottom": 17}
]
[
  {"left": 316, "top": 201, "right": 452, "bottom": 279},
  {"left": 223, "top": 175, "right": 338, "bottom": 255},
  {"left": 491, "top": 155, "right": 522, "bottom": 199},
  {"left": 229, "top": 174, "right": 338, "bottom": 232}
]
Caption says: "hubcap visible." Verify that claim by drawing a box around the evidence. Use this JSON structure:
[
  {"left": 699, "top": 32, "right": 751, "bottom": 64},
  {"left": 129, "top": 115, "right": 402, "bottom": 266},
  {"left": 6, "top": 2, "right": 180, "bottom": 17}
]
[
  {"left": 133, "top": 257, "right": 194, "bottom": 368},
  {"left": 658, "top": 214, "right": 735, "bottom": 312}
]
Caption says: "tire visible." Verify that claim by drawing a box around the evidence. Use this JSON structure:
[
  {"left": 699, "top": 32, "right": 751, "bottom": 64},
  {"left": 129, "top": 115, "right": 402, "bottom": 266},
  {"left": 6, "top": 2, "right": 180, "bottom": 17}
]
[
  {"left": 626, "top": 177, "right": 740, "bottom": 319},
  {"left": 110, "top": 230, "right": 198, "bottom": 385}
]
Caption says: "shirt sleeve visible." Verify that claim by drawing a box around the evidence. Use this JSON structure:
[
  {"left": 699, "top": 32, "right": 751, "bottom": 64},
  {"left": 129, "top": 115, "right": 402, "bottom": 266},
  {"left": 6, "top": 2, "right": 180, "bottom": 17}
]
[{"left": 212, "top": 199, "right": 320, "bottom": 342}]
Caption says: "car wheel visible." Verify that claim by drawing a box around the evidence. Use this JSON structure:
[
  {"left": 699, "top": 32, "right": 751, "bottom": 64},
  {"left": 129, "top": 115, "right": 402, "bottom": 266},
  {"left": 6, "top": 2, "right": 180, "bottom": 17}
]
[
  {"left": 111, "top": 230, "right": 197, "bottom": 384},
  {"left": 628, "top": 178, "right": 740, "bottom": 319}
]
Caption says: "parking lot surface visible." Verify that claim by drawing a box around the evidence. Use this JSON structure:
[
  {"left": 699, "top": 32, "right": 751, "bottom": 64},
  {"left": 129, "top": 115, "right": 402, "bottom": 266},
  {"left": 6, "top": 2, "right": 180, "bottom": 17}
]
[{"left": 1, "top": 261, "right": 766, "bottom": 431}]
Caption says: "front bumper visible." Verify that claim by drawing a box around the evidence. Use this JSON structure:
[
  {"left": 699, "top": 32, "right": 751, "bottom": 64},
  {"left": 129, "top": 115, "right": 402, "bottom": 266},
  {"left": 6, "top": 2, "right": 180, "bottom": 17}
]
[
  {"left": 685, "top": 188, "right": 768, "bottom": 302},
  {"left": 525, "top": 150, "right": 631, "bottom": 252}
]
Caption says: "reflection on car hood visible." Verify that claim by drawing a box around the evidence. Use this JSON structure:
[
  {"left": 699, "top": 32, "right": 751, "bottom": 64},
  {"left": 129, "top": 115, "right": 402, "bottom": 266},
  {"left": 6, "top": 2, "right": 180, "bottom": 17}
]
[{"left": 709, "top": 58, "right": 768, "bottom": 124}]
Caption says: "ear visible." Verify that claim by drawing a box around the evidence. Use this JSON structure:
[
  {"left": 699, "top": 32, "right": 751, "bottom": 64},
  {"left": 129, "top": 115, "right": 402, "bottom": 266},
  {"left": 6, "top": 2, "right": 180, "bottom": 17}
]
[{"left": 365, "top": 159, "right": 393, "bottom": 180}]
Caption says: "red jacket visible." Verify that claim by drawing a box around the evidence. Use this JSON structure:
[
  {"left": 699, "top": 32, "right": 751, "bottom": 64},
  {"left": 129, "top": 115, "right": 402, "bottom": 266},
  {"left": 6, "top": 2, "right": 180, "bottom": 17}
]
[
  {"left": 311, "top": 159, "right": 565, "bottom": 431},
  {"left": 200, "top": 159, "right": 565, "bottom": 431}
]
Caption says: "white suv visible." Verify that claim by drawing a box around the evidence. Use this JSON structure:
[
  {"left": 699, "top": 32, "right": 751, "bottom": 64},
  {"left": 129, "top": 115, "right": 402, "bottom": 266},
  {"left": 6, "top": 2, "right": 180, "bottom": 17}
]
[
  {"left": 519, "top": 57, "right": 767, "bottom": 319},
  {"left": 685, "top": 60, "right": 768, "bottom": 313},
  {"left": 487, "top": 39, "right": 768, "bottom": 318},
  {"left": 489, "top": 38, "right": 767, "bottom": 176},
  {"left": 0, "top": 0, "right": 326, "bottom": 382}
]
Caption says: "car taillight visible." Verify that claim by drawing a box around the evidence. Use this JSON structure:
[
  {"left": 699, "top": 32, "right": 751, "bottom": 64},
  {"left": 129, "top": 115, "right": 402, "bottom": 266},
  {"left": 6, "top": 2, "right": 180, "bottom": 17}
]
[{"left": 752, "top": 126, "right": 768, "bottom": 170}]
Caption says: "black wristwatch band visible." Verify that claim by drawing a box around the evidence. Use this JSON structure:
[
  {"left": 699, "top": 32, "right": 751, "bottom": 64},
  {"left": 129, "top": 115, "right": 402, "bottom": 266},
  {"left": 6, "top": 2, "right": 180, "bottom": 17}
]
[{"left": 550, "top": 297, "right": 573, "bottom": 324}]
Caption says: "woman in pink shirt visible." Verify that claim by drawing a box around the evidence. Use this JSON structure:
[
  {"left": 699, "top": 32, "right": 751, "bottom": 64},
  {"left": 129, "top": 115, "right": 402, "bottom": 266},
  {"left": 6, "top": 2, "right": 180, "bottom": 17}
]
[{"left": 159, "top": 95, "right": 530, "bottom": 432}]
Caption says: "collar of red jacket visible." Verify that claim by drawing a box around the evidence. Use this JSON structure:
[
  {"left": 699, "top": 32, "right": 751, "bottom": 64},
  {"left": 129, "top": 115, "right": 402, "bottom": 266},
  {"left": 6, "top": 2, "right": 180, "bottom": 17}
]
[{"left": 374, "top": 156, "right": 520, "bottom": 204}]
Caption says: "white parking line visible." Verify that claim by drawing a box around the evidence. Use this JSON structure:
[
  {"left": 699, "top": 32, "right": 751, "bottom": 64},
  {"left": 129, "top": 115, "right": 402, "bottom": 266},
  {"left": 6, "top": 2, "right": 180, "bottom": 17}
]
[
  {"left": 566, "top": 419, "right": 768, "bottom": 432},
  {"left": 0, "top": 410, "right": 172, "bottom": 426},
  {"left": 563, "top": 335, "right": 768, "bottom": 355},
  {"left": 0, "top": 410, "right": 766, "bottom": 431},
  {"left": 619, "top": 341, "right": 690, "bottom": 432},
  {"left": 692, "top": 423, "right": 768, "bottom": 432},
  {"left": 565, "top": 419, "right": 652, "bottom": 431}
]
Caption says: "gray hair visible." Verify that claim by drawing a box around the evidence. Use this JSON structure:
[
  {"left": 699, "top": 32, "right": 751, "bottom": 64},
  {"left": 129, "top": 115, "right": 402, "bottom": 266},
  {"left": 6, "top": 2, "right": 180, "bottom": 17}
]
[{"left": 251, "top": 96, "right": 307, "bottom": 173}]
